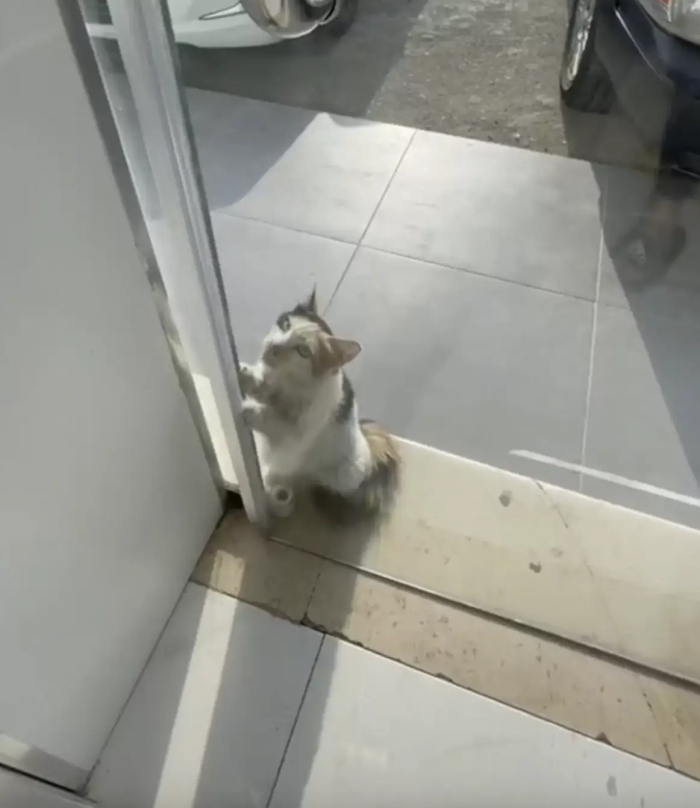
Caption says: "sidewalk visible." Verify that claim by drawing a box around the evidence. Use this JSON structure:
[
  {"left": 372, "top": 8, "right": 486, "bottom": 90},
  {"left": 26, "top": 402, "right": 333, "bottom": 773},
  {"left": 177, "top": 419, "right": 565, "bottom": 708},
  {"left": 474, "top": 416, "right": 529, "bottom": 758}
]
[{"left": 89, "top": 582, "right": 700, "bottom": 807}]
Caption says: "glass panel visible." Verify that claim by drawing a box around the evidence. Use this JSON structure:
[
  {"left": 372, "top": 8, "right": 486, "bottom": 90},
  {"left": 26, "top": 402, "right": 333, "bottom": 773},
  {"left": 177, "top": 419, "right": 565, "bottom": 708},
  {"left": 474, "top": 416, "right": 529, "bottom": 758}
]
[
  {"left": 79, "top": 0, "right": 700, "bottom": 684},
  {"left": 71, "top": 0, "right": 268, "bottom": 521}
]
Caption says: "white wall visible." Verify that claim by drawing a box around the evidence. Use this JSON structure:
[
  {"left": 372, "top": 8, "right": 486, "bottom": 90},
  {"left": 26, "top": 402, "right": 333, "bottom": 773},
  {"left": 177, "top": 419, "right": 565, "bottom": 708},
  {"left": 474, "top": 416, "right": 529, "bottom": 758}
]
[{"left": 0, "top": 0, "right": 221, "bottom": 775}]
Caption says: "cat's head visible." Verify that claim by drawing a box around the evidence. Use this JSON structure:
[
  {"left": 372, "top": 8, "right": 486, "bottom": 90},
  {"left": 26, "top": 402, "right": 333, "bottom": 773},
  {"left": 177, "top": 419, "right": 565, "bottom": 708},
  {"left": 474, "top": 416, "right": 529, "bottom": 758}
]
[{"left": 260, "top": 289, "right": 361, "bottom": 384}]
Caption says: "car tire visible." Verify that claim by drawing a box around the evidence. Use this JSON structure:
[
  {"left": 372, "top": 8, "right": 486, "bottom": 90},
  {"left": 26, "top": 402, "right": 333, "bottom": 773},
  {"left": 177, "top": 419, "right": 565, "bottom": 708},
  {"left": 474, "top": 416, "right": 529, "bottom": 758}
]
[
  {"left": 318, "top": 0, "right": 359, "bottom": 38},
  {"left": 560, "top": 0, "right": 614, "bottom": 113}
]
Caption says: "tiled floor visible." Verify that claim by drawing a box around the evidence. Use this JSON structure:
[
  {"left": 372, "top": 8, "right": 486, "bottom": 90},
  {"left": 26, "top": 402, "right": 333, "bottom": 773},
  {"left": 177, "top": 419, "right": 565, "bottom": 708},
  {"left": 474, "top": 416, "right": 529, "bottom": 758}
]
[
  {"left": 89, "top": 584, "right": 322, "bottom": 808},
  {"left": 105, "top": 74, "right": 700, "bottom": 528},
  {"left": 195, "top": 509, "right": 700, "bottom": 777},
  {"left": 90, "top": 584, "right": 700, "bottom": 807},
  {"left": 184, "top": 90, "right": 700, "bottom": 529},
  {"left": 271, "top": 640, "right": 698, "bottom": 808}
]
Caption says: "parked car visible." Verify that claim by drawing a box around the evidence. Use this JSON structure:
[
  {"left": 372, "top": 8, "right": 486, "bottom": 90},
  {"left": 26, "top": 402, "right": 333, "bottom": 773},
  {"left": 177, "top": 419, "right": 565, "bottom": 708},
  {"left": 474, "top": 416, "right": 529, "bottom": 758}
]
[
  {"left": 83, "top": 0, "right": 357, "bottom": 50},
  {"left": 560, "top": 0, "right": 700, "bottom": 176}
]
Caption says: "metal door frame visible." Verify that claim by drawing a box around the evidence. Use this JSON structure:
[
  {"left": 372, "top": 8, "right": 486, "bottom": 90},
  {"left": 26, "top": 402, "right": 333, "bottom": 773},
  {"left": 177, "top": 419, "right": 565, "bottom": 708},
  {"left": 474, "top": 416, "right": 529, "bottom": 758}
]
[
  {"left": 0, "top": 2, "right": 268, "bottom": 791},
  {"left": 58, "top": 0, "right": 269, "bottom": 528}
]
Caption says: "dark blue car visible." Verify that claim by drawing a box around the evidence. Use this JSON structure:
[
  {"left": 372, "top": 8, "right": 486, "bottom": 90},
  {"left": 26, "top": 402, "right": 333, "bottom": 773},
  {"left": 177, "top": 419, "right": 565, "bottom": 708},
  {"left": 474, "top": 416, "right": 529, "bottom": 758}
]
[{"left": 561, "top": 0, "right": 700, "bottom": 177}]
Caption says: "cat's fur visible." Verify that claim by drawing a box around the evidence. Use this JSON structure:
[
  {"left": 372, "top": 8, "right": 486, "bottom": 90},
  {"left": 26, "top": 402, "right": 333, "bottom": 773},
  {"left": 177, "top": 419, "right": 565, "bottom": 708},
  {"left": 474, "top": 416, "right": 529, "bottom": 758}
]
[{"left": 239, "top": 290, "right": 399, "bottom": 515}]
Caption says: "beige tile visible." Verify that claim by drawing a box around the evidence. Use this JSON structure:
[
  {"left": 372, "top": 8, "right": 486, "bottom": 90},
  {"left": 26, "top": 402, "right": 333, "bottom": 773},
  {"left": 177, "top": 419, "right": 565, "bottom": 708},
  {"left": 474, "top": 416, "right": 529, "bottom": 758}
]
[
  {"left": 276, "top": 444, "right": 612, "bottom": 646},
  {"left": 306, "top": 563, "right": 683, "bottom": 771},
  {"left": 192, "top": 510, "right": 322, "bottom": 622},
  {"left": 274, "top": 437, "right": 700, "bottom": 684},
  {"left": 642, "top": 677, "right": 700, "bottom": 781},
  {"left": 194, "top": 506, "right": 700, "bottom": 781},
  {"left": 548, "top": 483, "right": 700, "bottom": 683}
]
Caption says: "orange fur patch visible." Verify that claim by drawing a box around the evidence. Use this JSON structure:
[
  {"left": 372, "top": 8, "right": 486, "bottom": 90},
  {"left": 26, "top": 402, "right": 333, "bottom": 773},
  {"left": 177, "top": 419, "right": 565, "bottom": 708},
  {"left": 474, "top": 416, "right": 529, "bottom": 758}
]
[{"left": 361, "top": 422, "right": 401, "bottom": 470}]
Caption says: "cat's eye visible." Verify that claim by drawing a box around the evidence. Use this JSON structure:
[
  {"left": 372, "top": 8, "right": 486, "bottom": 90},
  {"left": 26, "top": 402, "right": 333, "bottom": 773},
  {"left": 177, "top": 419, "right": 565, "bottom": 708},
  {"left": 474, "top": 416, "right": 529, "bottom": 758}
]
[{"left": 295, "top": 344, "right": 311, "bottom": 359}]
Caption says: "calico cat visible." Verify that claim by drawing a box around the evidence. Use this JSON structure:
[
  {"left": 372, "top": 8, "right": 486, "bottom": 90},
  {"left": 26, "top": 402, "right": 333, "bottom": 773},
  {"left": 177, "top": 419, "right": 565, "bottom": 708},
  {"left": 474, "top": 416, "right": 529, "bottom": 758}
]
[{"left": 239, "top": 289, "right": 399, "bottom": 515}]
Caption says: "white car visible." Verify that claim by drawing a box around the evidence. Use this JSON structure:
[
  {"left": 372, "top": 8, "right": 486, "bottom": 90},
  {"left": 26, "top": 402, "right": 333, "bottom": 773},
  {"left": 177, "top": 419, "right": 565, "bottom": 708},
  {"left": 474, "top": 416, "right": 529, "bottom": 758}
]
[{"left": 83, "top": 0, "right": 356, "bottom": 49}]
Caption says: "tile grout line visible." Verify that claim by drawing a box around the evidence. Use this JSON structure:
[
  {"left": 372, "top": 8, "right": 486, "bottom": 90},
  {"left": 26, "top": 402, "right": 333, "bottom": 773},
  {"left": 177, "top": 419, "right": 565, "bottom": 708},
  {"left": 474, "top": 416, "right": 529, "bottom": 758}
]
[
  {"left": 577, "top": 167, "right": 610, "bottom": 492},
  {"left": 358, "top": 128, "right": 418, "bottom": 245},
  {"left": 264, "top": 636, "right": 326, "bottom": 808},
  {"left": 217, "top": 181, "right": 700, "bottom": 330},
  {"left": 324, "top": 242, "right": 362, "bottom": 317},
  {"left": 356, "top": 242, "right": 599, "bottom": 304},
  {"left": 324, "top": 128, "right": 419, "bottom": 314},
  {"left": 578, "top": 208, "right": 605, "bottom": 492},
  {"left": 217, "top": 205, "right": 602, "bottom": 309},
  {"left": 302, "top": 563, "right": 325, "bottom": 622},
  {"left": 214, "top": 206, "right": 358, "bottom": 247},
  {"left": 210, "top": 140, "right": 642, "bottom": 311}
]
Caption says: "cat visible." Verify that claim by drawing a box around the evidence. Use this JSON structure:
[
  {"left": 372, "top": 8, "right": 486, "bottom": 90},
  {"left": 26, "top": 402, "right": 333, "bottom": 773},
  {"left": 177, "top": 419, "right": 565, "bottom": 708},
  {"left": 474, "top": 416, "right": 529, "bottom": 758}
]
[{"left": 239, "top": 289, "right": 399, "bottom": 516}]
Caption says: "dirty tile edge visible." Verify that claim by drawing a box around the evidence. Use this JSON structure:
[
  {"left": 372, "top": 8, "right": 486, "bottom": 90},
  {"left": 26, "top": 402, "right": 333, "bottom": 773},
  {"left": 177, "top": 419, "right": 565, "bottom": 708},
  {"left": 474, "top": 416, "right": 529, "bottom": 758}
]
[
  {"left": 302, "top": 562, "right": 700, "bottom": 783},
  {"left": 191, "top": 510, "right": 323, "bottom": 623},
  {"left": 190, "top": 509, "right": 700, "bottom": 783},
  {"left": 275, "top": 437, "right": 700, "bottom": 685}
]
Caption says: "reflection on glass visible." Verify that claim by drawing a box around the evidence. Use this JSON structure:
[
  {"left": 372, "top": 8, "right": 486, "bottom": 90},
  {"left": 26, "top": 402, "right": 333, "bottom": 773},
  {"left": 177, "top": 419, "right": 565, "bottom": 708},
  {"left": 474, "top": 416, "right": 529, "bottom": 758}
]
[{"left": 165, "top": 0, "right": 700, "bottom": 530}]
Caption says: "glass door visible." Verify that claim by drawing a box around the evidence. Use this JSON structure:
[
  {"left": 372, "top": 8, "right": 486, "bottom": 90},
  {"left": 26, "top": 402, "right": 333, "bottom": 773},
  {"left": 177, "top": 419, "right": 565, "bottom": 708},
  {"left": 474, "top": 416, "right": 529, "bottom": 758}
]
[
  {"left": 67, "top": 0, "right": 700, "bottom": 690},
  {"left": 66, "top": 0, "right": 269, "bottom": 524}
]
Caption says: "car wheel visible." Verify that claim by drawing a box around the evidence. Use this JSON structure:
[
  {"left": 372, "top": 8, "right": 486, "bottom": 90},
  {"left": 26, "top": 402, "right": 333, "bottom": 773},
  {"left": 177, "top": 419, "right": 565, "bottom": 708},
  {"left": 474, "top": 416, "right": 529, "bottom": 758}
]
[
  {"left": 318, "top": 0, "right": 358, "bottom": 38},
  {"left": 560, "top": 0, "right": 614, "bottom": 113}
]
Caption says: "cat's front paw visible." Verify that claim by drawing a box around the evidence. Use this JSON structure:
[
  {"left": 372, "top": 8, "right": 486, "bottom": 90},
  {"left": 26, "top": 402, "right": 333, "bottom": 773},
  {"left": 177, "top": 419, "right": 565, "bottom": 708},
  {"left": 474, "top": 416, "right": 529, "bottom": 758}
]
[
  {"left": 241, "top": 397, "right": 266, "bottom": 430},
  {"left": 238, "top": 362, "right": 259, "bottom": 397}
]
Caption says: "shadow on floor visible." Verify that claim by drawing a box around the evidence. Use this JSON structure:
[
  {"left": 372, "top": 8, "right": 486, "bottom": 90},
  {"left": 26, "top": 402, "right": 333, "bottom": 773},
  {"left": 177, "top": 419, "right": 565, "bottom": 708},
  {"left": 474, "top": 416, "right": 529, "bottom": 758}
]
[
  {"left": 178, "top": 0, "right": 428, "bottom": 123},
  {"left": 226, "top": 495, "right": 394, "bottom": 808},
  {"left": 88, "top": 489, "right": 399, "bottom": 807},
  {"left": 95, "top": 40, "right": 314, "bottom": 216}
]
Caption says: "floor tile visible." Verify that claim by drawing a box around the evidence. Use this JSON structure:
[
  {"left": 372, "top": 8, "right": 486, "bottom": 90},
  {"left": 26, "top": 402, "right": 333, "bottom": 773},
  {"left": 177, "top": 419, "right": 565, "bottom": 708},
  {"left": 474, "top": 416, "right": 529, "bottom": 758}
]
[
  {"left": 305, "top": 563, "right": 672, "bottom": 769},
  {"left": 195, "top": 98, "right": 414, "bottom": 242},
  {"left": 212, "top": 213, "right": 354, "bottom": 362},
  {"left": 278, "top": 435, "right": 700, "bottom": 686},
  {"left": 598, "top": 168, "right": 700, "bottom": 328},
  {"left": 185, "top": 88, "right": 263, "bottom": 139},
  {"left": 582, "top": 473, "right": 700, "bottom": 531},
  {"left": 89, "top": 584, "right": 321, "bottom": 808},
  {"left": 363, "top": 130, "right": 603, "bottom": 299},
  {"left": 192, "top": 509, "right": 323, "bottom": 622},
  {"left": 0, "top": 768, "right": 90, "bottom": 808},
  {"left": 269, "top": 639, "right": 700, "bottom": 808},
  {"left": 193, "top": 95, "right": 316, "bottom": 218},
  {"left": 582, "top": 305, "right": 700, "bottom": 528},
  {"left": 326, "top": 248, "right": 593, "bottom": 487}
]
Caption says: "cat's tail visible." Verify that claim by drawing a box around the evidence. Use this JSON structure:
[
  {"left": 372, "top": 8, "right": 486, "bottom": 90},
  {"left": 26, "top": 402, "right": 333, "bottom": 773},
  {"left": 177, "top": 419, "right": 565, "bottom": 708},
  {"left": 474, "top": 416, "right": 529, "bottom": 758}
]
[
  {"left": 356, "top": 419, "right": 401, "bottom": 514},
  {"left": 313, "top": 420, "right": 400, "bottom": 522}
]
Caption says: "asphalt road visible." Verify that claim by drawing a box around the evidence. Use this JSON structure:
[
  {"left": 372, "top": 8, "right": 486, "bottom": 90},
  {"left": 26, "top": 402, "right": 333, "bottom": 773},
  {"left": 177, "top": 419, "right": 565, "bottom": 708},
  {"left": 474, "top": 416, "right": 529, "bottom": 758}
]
[{"left": 178, "top": 0, "right": 653, "bottom": 167}]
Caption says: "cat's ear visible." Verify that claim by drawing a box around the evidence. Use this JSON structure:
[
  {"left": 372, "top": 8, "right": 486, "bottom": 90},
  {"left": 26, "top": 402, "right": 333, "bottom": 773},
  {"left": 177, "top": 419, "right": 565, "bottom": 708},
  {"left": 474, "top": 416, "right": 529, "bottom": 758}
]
[
  {"left": 302, "top": 286, "right": 318, "bottom": 315},
  {"left": 327, "top": 337, "right": 361, "bottom": 368}
]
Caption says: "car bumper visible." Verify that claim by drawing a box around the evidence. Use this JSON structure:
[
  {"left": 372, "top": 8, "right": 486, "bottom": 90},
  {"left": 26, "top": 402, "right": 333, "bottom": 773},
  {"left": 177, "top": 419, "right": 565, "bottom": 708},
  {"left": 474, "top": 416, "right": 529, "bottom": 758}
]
[
  {"left": 86, "top": 14, "right": 278, "bottom": 49},
  {"left": 596, "top": 0, "right": 700, "bottom": 173}
]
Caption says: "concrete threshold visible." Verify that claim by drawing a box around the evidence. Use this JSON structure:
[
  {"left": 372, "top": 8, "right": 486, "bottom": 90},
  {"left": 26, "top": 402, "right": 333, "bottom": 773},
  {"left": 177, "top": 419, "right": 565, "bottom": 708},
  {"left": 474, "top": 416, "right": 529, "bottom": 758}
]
[
  {"left": 192, "top": 438, "right": 700, "bottom": 781},
  {"left": 273, "top": 438, "right": 700, "bottom": 687}
]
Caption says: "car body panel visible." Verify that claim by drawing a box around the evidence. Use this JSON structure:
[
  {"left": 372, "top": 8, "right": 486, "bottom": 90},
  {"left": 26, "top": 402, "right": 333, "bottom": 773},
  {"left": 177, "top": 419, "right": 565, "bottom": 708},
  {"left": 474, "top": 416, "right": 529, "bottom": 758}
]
[
  {"left": 84, "top": 0, "right": 281, "bottom": 48},
  {"left": 594, "top": 0, "right": 700, "bottom": 172}
]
